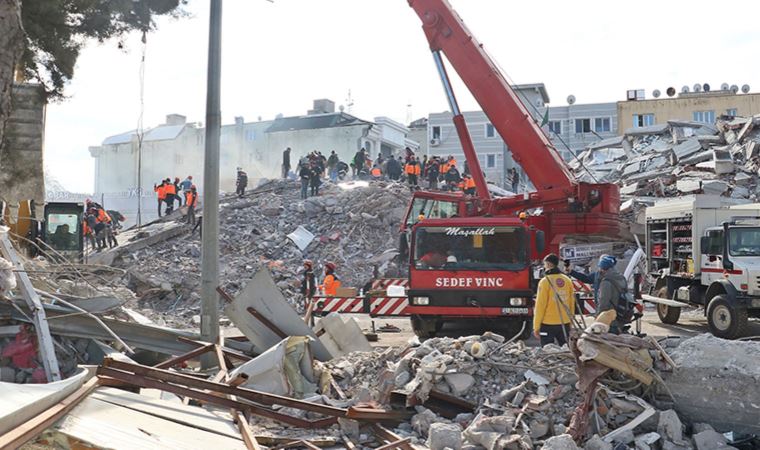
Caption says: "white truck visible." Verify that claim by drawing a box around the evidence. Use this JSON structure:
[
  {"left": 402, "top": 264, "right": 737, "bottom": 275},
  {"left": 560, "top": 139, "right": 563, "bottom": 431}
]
[{"left": 643, "top": 195, "right": 760, "bottom": 339}]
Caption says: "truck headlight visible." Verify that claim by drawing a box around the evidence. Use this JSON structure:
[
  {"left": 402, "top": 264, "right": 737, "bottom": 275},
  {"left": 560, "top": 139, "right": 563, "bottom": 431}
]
[
  {"left": 510, "top": 298, "right": 526, "bottom": 306},
  {"left": 412, "top": 296, "right": 430, "bottom": 305}
]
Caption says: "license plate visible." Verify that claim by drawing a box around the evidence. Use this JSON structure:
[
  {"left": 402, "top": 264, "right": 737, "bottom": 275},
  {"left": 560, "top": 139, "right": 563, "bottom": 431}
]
[{"left": 501, "top": 307, "right": 529, "bottom": 315}]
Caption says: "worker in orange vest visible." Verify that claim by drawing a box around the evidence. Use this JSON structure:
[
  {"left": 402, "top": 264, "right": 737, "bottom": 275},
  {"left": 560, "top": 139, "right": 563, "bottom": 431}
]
[
  {"left": 405, "top": 158, "right": 420, "bottom": 188},
  {"left": 154, "top": 180, "right": 167, "bottom": 217},
  {"left": 320, "top": 262, "right": 341, "bottom": 296},
  {"left": 185, "top": 185, "right": 198, "bottom": 225},
  {"left": 163, "top": 178, "right": 177, "bottom": 215},
  {"left": 370, "top": 164, "right": 382, "bottom": 180},
  {"left": 82, "top": 217, "right": 96, "bottom": 251},
  {"left": 462, "top": 174, "right": 476, "bottom": 195}
]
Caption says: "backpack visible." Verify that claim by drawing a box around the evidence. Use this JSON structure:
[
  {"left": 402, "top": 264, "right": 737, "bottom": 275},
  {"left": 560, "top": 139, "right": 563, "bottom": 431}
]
[{"left": 615, "top": 289, "right": 635, "bottom": 324}]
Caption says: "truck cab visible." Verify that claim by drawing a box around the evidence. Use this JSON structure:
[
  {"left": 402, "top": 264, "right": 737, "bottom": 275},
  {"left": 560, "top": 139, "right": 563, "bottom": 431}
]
[
  {"left": 700, "top": 221, "right": 760, "bottom": 295},
  {"left": 406, "top": 216, "right": 545, "bottom": 337},
  {"left": 42, "top": 202, "right": 84, "bottom": 263}
]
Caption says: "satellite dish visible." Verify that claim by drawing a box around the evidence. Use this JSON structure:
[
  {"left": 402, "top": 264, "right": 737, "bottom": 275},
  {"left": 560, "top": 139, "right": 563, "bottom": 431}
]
[
  {"left": 681, "top": 86, "right": 690, "bottom": 93},
  {"left": 742, "top": 84, "right": 751, "bottom": 93},
  {"left": 666, "top": 87, "right": 676, "bottom": 97},
  {"left": 567, "top": 95, "right": 576, "bottom": 105},
  {"left": 730, "top": 84, "right": 739, "bottom": 94},
  {"left": 652, "top": 89, "right": 661, "bottom": 98},
  {"left": 703, "top": 83, "right": 710, "bottom": 92},
  {"left": 693, "top": 84, "right": 702, "bottom": 92},
  {"left": 721, "top": 83, "right": 730, "bottom": 91}
]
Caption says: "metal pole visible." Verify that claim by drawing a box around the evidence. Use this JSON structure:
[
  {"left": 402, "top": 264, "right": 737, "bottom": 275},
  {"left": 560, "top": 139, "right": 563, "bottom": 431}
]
[{"left": 200, "top": 0, "right": 222, "bottom": 366}]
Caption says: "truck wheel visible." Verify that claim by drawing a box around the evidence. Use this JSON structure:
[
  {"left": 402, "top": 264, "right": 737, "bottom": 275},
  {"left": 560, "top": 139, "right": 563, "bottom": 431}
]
[
  {"left": 656, "top": 287, "right": 681, "bottom": 324},
  {"left": 411, "top": 316, "right": 439, "bottom": 339},
  {"left": 707, "top": 295, "right": 748, "bottom": 339}
]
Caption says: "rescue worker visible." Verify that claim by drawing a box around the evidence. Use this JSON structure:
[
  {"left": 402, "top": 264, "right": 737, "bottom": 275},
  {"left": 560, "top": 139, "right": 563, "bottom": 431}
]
[
  {"left": 301, "top": 260, "right": 317, "bottom": 300},
  {"left": 179, "top": 175, "right": 193, "bottom": 194},
  {"left": 352, "top": 149, "right": 366, "bottom": 178},
  {"left": 327, "top": 151, "right": 339, "bottom": 182},
  {"left": 385, "top": 156, "right": 402, "bottom": 181},
  {"left": 82, "top": 216, "right": 96, "bottom": 251},
  {"left": 172, "top": 177, "right": 183, "bottom": 207},
  {"left": 320, "top": 262, "right": 341, "bottom": 296},
  {"left": 370, "top": 164, "right": 382, "bottom": 179},
  {"left": 444, "top": 163, "right": 461, "bottom": 191},
  {"left": 405, "top": 158, "right": 420, "bottom": 188},
  {"left": 533, "top": 253, "right": 576, "bottom": 347},
  {"left": 426, "top": 157, "right": 440, "bottom": 189},
  {"left": 596, "top": 254, "right": 628, "bottom": 334},
  {"left": 236, "top": 168, "right": 248, "bottom": 198},
  {"left": 299, "top": 163, "right": 312, "bottom": 199},
  {"left": 154, "top": 180, "right": 167, "bottom": 217},
  {"left": 163, "top": 178, "right": 177, "bottom": 215},
  {"left": 564, "top": 255, "right": 615, "bottom": 302},
  {"left": 462, "top": 174, "right": 476, "bottom": 195},
  {"left": 309, "top": 161, "right": 321, "bottom": 196},
  {"left": 282, "top": 147, "right": 292, "bottom": 179},
  {"left": 185, "top": 184, "right": 198, "bottom": 225}
]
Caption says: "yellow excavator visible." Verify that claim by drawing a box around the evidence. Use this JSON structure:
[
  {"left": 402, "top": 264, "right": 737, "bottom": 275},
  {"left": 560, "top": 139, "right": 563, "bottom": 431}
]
[{"left": 1, "top": 200, "right": 84, "bottom": 263}]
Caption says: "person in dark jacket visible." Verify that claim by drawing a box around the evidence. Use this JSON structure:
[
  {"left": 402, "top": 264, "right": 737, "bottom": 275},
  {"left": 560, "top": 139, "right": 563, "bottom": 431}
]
[
  {"left": 299, "top": 164, "right": 311, "bottom": 199},
  {"left": 309, "top": 161, "right": 321, "bottom": 196},
  {"left": 385, "top": 157, "right": 401, "bottom": 181},
  {"left": 597, "top": 255, "right": 628, "bottom": 333},
  {"left": 352, "top": 149, "right": 366, "bottom": 178},
  {"left": 444, "top": 164, "right": 461, "bottom": 191},
  {"left": 426, "top": 158, "right": 440, "bottom": 189},
  {"left": 236, "top": 168, "right": 248, "bottom": 197},
  {"left": 282, "top": 147, "right": 291, "bottom": 179},
  {"left": 301, "top": 260, "right": 317, "bottom": 300},
  {"left": 327, "top": 151, "right": 339, "bottom": 181}
]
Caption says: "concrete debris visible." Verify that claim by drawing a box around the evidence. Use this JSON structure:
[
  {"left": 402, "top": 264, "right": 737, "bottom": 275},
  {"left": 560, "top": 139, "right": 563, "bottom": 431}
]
[
  {"left": 542, "top": 434, "right": 580, "bottom": 450},
  {"left": 427, "top": 422, "right": 463, "bottom": 450},
  {"left": 573, "top": 115, "right": 760, "bottom": 235}
]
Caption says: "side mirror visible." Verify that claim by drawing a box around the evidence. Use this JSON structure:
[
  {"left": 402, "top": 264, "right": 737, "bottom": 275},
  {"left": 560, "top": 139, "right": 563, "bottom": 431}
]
[
  {"left": 535, "top": 230, "right": 546, "bottom": 254},
  {"left": 700, "top": 236, "right": 709, "bottom": 255}
]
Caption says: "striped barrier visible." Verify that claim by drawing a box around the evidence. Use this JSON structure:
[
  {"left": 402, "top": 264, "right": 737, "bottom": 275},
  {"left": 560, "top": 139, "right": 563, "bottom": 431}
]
[
  {"left": 313, "top": 296, "right": 364, "bottom": 314},
  {"left": 369, "top": 297, "right": 410, "bottom": 317}
]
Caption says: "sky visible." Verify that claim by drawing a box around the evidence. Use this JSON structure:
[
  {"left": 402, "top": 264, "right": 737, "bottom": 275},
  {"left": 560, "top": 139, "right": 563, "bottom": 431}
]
[{"left": 44, "top": 0, "right": 760, "bottom": 193}]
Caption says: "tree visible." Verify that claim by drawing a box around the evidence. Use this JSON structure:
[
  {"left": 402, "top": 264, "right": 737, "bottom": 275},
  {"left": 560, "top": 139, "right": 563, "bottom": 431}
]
[{"left": 0, "top": 0, "right": 186, "bottom": 164}]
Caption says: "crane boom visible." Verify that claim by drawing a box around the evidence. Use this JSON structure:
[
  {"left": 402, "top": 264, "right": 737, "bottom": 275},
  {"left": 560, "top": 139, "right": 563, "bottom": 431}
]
[{"left": 408, "top": 0, "right": 575, "bottom": 193}]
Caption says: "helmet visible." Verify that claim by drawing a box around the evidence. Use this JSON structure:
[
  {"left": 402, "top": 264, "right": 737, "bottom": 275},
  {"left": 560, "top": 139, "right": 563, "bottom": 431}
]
[
  {"left": 303, "top": 260, "right": 313, "bottom": 268},
  {"left": 325, "top": 262, "right": 336, "bottom": 271},
  {"left": 598, "top": 254, "right": 617, "bottom": 270},
  {"left": 190, "top": 184, "right": 197, "bottom": 189}
]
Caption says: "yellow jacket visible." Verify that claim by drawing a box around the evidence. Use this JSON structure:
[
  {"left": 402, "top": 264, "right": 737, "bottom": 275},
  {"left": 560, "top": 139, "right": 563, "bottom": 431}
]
[{"left": 533, "top": 271, "right": 576, "bottom": 330}]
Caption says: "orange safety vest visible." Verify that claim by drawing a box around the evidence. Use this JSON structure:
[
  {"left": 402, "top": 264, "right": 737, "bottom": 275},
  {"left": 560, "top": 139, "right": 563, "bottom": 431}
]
[
  {"left": 96, "top": 209, "right": 111, "bottom": 224},
  {"left": 440, "top": 162, "right": 450, "bottom": 174},
  {"left": 155, "top": 184, "right": 167, "bottom": 200},
  {"left": 165, "top": 184, "right": 177, "bottom": 196},
  {"left": 322, "top": 274, "right": 341, "bottom": 296},
  {"left": 465, "top": 177, "right": 476, "bottom": 189},
  {"left": 185, "top": 191, "right": 198, "bottom": 208},
  {"left": 82, "top": 220, "right": 90, "bottom": 235},
  {"left": 371, "top": 167, "right": 382, "bottom": 177},
  {"left": 405, "top": 164, "right": 414, "bottom": 175},
  {"left": 449, "top": 158, "right": 457, "bottom": 168}
]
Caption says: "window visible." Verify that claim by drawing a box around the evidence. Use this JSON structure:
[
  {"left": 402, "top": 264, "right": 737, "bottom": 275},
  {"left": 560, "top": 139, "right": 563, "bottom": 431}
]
[
  {"left": 547, "top": 120, "right": 562, "bottom": 134},
  {"left": 726, "top": 108, "right": 738, "bottom": 117},
  {"left": 633, "top": 114, "right": 655, "bottom": 128},
  {"left": 47, "top": 213, "right": 80, "bottom": 251},
  {"left": 594, "top": 117, "right": 611, "bottom": 132},
  {"left": 432, "top": 126, "right": 441, "bottom": 140},
  {"left": 704, "top": 230, "right": 724, "bottom": 255},
  {"left": 414, "top": 226, "right": 528, "bottom": 271},
  {"left": 486, "top": 154, "right": 496, "bottom": 168},
  {"left": 575, "top": 118, "right": 591, "bottom": 133},
  {"left": 405, "top": 198, "right": 458, "bottom": 227},
  {"left": 693, "top": 110, "right": 715, "bottom": 124},
  {"left": 485, "top": 123, "right": 496, "bottom": 138},
  {"left": 245, "top": 130, "right": 256, "bottom": 141},
  {"left": 729, "top": 228, "right": 760, "bottom": 256}
]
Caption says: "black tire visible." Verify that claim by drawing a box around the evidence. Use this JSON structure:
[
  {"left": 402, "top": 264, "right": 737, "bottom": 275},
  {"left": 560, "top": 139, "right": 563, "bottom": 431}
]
[
  {"left": 411, "top": 316, "right": 439, "bottom": 339},
  {"left": 707, "top": 294, "right": 749, "bottom": 339},
  {"left": 656, "top": 287, "right": 681, "bottom": 324}
]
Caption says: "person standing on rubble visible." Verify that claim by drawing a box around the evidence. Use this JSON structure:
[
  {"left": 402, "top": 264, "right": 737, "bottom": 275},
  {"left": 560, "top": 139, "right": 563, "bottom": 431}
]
[
  {"left": 426, "top": 157, "right": 440, "bottom": 189},
  {"left": 533, "top": 254, "right": 576, "bottom": 347},
  {"left": 320, "top": 262, "right": 341, "bottom": 296},
  {"left": 327, "top": 150, "right": 339, "bottom": 182},
  {"left": 405, "top": 158, "right": 420, "bottom": 188},
  {"left": 301, "top": 260, "right": 317, "bottom": 302},
  {"left": 154, "top": 180, "right": 167, "bottom": 217},
  {"left": 299, "top": 163, "right": 312, "bottom": 199},
  {"left": 282, "top": 147, "right": 292, "bottom": 179},
  {"left": 385, "top": 156, "right": 401, "bottom": 181},
  {"left": 309, "top": 161, "right": 322, "bottom": 196},
  {"left": 185, "top": 184, "right": 198, "bottom": 225},
  {"left": 236, "top": 168, "right": 248, "bottom": 198},
  {"left": 180, "top": 175, "right": 193, "bottom": 195},
  {"left": 352, "top": 148, "right": 365, "bottom": 178}
]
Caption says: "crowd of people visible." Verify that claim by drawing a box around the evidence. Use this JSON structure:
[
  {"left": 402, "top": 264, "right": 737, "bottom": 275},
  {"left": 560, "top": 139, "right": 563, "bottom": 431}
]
[
  {"left": 82, "top": 200, "right": 124, "bottom": 252},
  {"left": 282, "top": 145, "right": 486, "bottom": 198}
]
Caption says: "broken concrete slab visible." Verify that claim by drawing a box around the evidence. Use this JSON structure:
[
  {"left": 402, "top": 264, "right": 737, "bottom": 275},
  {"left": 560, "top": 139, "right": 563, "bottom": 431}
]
[
  {"left": 543, "top": 433, "right": 580, "bottom": 449},
  {"left": 673, "top": 138, "right": 703, "bottom": 161},
  {"left": 700, "top": 180, "right": 729, "bottom": 195},
  {"left": 676, "top": 179, "right": 701, "bottom": 193},
  {"left": 88, "top": 222, "right": 186, "bottom": 266},
  {"left": 662, "top": 334, "right": 760, "bottom": 435},
  {"left": 427, "top": 422, "right": 463, "bottom": 450},
  {"left": 314, "top": 314, "right": 372, "bottom": 358},
  {"left": 692, "top": 430, "right": 730, "bottom": 450},
  {"left": 223, "top": 269, "right": 332, "bottom": 361}
]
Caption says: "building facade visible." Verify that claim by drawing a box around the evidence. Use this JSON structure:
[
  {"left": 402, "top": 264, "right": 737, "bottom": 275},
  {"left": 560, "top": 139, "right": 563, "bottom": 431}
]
[
  {"left": 426, "top": 83, "right": 618, "bottom": 188},
  {"left": 617, "top": 89, "right": 760, "bottom": 131},
  {"left": 89, "top": 100, "right": 417, "bottom": 226}
]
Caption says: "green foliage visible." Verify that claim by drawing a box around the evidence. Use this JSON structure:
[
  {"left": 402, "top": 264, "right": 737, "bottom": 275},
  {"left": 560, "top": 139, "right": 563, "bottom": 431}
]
[{"left": 19, "top": 0, "right": 187, "bottom": 98}]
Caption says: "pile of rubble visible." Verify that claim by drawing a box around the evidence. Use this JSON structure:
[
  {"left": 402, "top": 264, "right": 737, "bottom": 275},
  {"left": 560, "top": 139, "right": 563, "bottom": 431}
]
[
  {"left": 108, "top": 179, "right": 410, "bottom": 327},
  {"left": 571, "top": 115, "right": 760, "bottom": 234}
]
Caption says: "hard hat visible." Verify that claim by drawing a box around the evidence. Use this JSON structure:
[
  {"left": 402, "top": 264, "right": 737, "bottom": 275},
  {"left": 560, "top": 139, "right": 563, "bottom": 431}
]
[
  {"left": 598, "top": 254, "right": 617, "bottom": 270},
  {"left": 325, "top": 262, "right": 336, "bottom": 271},
  {"left": 303, "top": 260, "right": 313, "bottom": 268},
  {"left": 518, "top": 211, "right": 528, "bottom": 220}
]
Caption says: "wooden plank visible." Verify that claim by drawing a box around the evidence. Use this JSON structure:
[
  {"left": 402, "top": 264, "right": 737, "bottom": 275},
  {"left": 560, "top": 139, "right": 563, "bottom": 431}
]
[
  {"left": 153, "top": 343, "right": 215, "bottom": 369},
  {"left": 371, "top": 424, "right": 414, "bottom": 450},
  {"left": 0, "top": 377, "right": 99, "bottom": 448},
  {"left": 0, "top": 233, "right": 61, "bottom": 381},
  {"left": 233, "top": 410, "right": 262, "bottom": 450},
  {"left": 376, "top": 437, "right": 412, "bottom": 450}
]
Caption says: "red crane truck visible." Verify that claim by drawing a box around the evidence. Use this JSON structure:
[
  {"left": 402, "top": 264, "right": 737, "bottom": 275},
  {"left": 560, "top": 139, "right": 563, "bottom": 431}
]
[{"left": 314, "top": 0, "right": 622, "bottom": 338}]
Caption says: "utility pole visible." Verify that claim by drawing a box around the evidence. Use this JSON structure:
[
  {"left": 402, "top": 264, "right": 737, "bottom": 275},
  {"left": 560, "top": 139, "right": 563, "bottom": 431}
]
[{"left": 200, "top": 0, "right": 222, "bottom": 365}]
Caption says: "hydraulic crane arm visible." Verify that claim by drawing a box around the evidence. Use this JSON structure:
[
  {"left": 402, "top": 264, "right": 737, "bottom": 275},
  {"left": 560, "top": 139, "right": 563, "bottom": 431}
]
[{"left": 408, "top": 0, "right": 575, "bottom": 193}]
